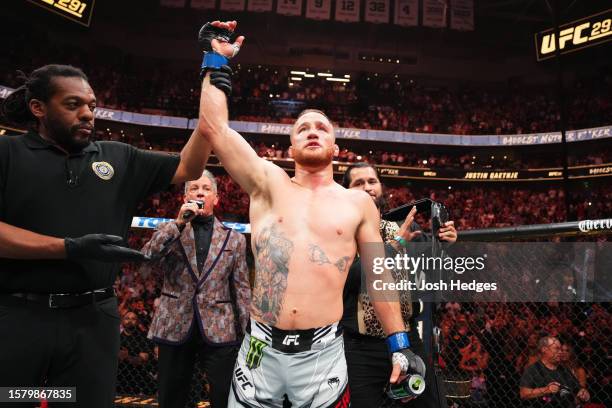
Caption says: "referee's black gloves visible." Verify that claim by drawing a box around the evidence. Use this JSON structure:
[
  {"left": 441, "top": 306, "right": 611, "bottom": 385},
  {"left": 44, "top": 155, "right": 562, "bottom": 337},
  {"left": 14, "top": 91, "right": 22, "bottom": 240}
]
[{"left": 65, "top": 234, "right": 150, "bottom": 263}]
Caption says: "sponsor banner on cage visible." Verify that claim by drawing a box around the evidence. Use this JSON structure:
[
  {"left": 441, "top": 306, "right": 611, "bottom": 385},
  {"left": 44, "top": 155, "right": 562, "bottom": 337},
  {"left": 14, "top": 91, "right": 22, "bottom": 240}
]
[
  {"left": 131, "top": 217, "right": 251, "bottom": 233},
  {"left": 578, "top": 219, "right": 612, "bottom": 233},
  {"left": 360, "top": 242, "right": 612, "bottom": 302}
]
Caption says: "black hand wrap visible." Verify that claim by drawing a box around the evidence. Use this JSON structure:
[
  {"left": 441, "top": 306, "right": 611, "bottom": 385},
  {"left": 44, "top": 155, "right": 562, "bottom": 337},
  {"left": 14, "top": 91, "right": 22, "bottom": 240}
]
[
  {"left": 197, "top": 22, "right": 235, "bottom": 95},
  {"left": 387, "top": 332, "right": 426, "bottom": 377},
  {"left": 394, "top": 348, "right": 427, "bottom": 378},
  {"left": 209, "top": 65, "right": 233, "bottom": 96},
  {"left": 65, "top": 234, "right": 149, "bottom": 263},
  {"left": 198, "top": 22, "right": 233, "bottom": 52}
]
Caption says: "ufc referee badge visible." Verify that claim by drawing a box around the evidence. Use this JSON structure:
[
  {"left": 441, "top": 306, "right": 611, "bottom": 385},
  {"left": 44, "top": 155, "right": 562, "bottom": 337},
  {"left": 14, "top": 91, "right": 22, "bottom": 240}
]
[{"left": 92, "top": 162, "right": 114, "bottom": 180}]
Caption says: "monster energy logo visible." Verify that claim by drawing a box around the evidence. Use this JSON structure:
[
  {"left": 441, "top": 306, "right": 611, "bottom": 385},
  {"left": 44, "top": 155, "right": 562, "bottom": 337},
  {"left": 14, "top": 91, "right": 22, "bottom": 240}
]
[{"left": 246, "top": 337, "right": 268, "bottom": 369}]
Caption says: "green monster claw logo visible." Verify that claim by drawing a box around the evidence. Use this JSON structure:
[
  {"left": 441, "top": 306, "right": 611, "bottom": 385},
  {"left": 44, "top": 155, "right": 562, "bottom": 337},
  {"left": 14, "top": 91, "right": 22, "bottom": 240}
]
[{"left": 246, "top": 337, "right": 268, "bottom": 369}]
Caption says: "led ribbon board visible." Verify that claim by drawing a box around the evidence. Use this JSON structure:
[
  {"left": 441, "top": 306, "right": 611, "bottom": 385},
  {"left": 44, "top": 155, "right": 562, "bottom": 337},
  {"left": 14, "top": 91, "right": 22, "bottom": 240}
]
[
  {"left": 535, "top": 8, "right": 612, "bottom": 61},
  {"left": 26, "top": 0, "right": 95, "bottom": 27}
]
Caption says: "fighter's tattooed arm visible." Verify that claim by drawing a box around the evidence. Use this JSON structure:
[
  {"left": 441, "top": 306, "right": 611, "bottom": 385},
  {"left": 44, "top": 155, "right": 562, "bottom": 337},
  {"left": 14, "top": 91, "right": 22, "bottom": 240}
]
[
  {"left": 308, "top": 244, "right": 351, "bottom": 274},
  {"left": 252, "top": 224, "right": 293, "bottom": 325}
]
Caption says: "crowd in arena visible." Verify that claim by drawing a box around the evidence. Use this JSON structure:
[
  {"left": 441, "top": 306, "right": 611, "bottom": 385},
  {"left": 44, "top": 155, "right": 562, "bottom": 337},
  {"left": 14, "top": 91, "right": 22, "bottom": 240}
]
[
  {"left": 129, "top": 174, "right": 611, "bottom": 227},
  {"left": 2, "top": 29, "right": 612, "bottom": 136},
  {"left": 114, "top": 253, "right": 612, "bottom": 405},
  {"left": 105, "top": 154, "right": 611, "bottom": 404},
  {"left": 438, "top": 302, "right": 611, "bottom": 406},
  {"left": 1, "top": 26, "right": 610, "bottom": 408},
  {"left": 97, "top": 129, "right": 610, "bottom": 170}
]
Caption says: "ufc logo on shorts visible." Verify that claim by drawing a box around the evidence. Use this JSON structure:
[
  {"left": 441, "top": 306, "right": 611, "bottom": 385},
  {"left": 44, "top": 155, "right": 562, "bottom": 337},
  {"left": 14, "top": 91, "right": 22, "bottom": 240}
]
[
  {"left": 282, "top": 334, "right": 300, "bottom": 345},
  {"left": 234, "top": 367, "right": 253, "bottom": 391}
]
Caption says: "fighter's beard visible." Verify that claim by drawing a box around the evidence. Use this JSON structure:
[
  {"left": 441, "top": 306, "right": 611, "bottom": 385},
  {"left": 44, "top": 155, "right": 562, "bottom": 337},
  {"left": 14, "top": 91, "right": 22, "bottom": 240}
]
[
  {"left": 374, "top": 194, "right": 387, "bottom": 210},
  {"left": 292, "top": 146, "right": 334, "bottom": 168},
  {"left": 44, "top": 118, "right": 92, "bottom": 153}
]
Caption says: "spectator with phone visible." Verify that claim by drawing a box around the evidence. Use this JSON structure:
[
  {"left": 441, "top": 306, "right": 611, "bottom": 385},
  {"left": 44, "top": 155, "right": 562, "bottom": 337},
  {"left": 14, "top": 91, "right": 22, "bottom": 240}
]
[{"left": 520, "top": 336, "right": 590, "bottom": 407}]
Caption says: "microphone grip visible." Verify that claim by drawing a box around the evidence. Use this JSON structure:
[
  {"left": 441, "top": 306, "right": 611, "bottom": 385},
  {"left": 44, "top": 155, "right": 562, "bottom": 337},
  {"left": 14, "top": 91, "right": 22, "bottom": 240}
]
[{"left": 182, "top": 200, "right": 203, "bottom": 220}]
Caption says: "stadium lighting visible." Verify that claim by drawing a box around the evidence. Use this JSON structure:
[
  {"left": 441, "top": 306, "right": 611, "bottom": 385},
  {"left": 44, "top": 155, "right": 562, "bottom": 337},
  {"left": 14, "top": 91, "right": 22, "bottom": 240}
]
[
  {"left": 304, "top": 73, "right": 315, "bottom": 78},
  {"left": 344, "top": 74, "right": 350, "bottom": 78},
  {"left": 317, "top": 73, "right": 333, "bottom": 77},
  {"left": 326, "top": 78, "right": 350, "bottom": 82},
  {"left": 291, "top": 77, "right": 303, "bottom": 81},
  {"left": 290, "top": 71, "right": 306, "bottom": 75}
]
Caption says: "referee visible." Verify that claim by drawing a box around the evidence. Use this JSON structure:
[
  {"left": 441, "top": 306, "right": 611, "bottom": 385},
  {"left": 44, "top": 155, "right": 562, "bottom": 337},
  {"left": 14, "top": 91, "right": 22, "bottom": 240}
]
[{"left": 0, "top": 64, "right": 212, "bottom": 407}]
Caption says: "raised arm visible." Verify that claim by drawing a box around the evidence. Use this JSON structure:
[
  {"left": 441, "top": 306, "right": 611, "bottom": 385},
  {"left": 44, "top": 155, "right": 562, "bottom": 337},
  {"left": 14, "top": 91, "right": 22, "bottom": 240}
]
[
  {"left": 196, "top": 21, "right": 269, "bottom": 196},
  {"left": 171, "top": 127, "right": 212, "bottom": 184},
  {"left": 198, "top": 75, "right": 268, "bottom": 195}
]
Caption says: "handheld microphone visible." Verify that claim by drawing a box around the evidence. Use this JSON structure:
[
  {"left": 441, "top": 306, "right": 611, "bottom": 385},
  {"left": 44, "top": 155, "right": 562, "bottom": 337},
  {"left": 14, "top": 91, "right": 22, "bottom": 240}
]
[{"left": 183, "top": 200, "right": 204, "bottom": 220}]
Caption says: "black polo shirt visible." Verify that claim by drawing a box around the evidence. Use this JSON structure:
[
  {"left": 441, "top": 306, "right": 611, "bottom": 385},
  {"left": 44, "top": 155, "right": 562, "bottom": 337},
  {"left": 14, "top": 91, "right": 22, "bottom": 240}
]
[{"left": 0, "top": 131, "right": 180, "bottom": 293}]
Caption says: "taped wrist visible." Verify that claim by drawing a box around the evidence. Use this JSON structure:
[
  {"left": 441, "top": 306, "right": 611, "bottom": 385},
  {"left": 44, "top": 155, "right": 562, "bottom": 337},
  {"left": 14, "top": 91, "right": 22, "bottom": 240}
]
[
  {"left": 201, "top": 52, "right": 228, "bottom": 76},
  {"left": 386, "top": 331, "right": 411, "bottom": 352}
]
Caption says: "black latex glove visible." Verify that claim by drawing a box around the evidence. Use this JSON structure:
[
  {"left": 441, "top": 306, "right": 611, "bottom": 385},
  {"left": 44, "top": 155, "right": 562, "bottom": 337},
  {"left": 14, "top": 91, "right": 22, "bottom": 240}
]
[{"left": 65, "top": 234, "right": 150, "bottom": 263}]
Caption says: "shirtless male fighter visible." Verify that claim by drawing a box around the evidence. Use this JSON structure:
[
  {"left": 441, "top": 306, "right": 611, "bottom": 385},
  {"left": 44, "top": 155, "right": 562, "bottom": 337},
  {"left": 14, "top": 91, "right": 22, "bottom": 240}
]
[{"left": 197, "top": 20, "right": 425, "bottom": 407}]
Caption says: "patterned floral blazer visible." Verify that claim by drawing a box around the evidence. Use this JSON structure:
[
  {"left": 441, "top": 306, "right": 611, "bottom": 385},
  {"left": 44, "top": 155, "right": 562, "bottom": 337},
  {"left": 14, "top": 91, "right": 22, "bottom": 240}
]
[{"left": 141, "top": 218, "right": 251, "bottom": 345}]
